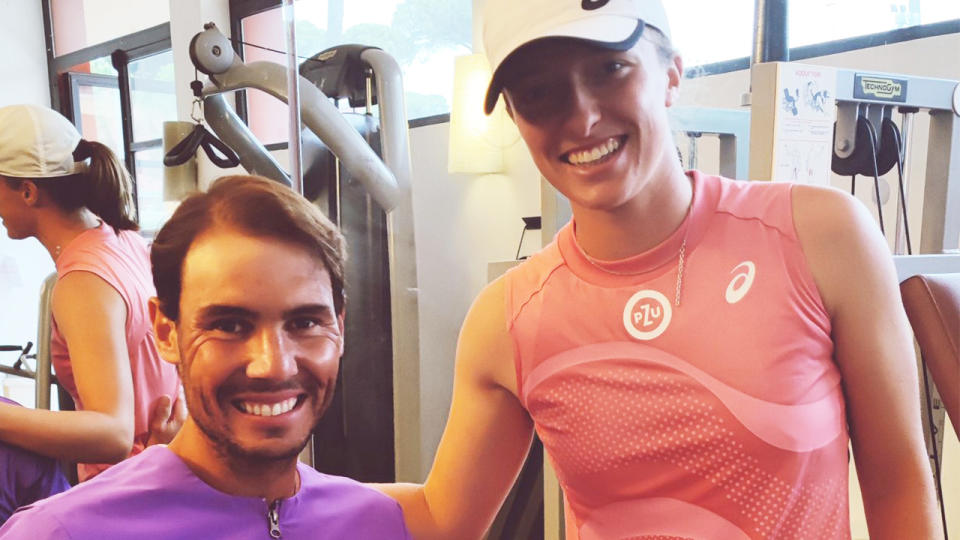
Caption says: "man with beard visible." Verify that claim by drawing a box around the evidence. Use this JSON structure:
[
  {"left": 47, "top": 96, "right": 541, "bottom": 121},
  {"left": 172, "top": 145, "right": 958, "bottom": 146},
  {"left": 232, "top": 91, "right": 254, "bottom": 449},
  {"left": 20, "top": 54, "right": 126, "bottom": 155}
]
[{"left": 0, "top": 175, "right": 410, "bottom": 539}]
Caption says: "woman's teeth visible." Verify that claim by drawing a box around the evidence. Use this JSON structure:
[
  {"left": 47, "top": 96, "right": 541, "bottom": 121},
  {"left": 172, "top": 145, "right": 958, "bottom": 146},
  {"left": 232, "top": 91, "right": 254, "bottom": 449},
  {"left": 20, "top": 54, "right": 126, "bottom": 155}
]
[
  {"left": 567, "top": 137, "right": 621, "bottom": 165},
  {"left": 239, "top": 397, "right": 298, "bottom": 417}
]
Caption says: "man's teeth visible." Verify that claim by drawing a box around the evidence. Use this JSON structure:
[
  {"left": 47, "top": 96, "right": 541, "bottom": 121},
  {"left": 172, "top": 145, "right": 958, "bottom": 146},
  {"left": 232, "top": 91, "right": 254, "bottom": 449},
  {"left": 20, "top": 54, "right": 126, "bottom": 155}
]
[
  {"left": 568, "top": 138, "right": 620, "bottom": 165},
  {"left": 241, "top": 397, "right": 298, "bottom": 417}
]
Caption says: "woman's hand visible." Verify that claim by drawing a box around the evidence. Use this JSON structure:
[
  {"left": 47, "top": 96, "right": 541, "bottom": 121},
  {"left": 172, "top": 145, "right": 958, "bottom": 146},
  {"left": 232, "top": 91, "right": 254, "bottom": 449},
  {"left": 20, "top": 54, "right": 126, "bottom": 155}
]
[{"left": 146, "top": 391, "right": 187, "bottom": 446}]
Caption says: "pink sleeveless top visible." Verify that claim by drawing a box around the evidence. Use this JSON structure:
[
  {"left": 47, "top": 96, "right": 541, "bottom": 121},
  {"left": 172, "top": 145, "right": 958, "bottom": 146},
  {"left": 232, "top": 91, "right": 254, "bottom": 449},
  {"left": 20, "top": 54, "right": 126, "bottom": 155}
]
[
  {"left": 504, "top": 172, "right": 850, "bottom": 539},
  {"left": 51, "top": 224, "right": 180, "bottom": 481}
]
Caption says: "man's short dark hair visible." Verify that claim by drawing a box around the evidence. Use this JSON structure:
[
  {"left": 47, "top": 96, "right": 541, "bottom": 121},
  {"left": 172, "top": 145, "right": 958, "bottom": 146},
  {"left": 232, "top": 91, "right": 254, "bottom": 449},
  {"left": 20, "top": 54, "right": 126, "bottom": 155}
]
[{"left": 151, "top": 175, "right": 347, "bottom": 321}]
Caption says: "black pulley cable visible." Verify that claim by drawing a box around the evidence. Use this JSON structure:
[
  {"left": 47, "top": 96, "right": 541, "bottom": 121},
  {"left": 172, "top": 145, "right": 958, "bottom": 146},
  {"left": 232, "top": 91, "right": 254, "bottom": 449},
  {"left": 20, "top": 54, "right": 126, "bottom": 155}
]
[
  {"left": 862, "top": 118, "right": 886, "bottom": 236},
  {"left": 882, "top": 118, "right": 912, "bottom": 255},
  {"left": 920, "top": 356, "right": 950, "bottom": 539},
  {"left": 832, "top": 114, "right": 902, "bottom": 235},
  {"left": 163, "top": 78, "right": 241, "bottom": 169}
]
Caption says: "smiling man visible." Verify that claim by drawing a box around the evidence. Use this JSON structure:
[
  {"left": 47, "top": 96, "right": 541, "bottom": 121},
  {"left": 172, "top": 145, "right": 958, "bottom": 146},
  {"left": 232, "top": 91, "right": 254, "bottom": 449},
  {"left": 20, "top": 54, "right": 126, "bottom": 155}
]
[{"left": 0, "top": 175, "right": 410, "bottom": 539}]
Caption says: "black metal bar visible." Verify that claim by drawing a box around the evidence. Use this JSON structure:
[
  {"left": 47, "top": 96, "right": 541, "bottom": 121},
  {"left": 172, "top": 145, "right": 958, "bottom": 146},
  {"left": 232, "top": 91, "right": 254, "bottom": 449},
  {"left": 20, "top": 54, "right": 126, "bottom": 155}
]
[
  {"left": 230, "top": 0, "right": 250, "bottom": 124},
  {"left": 41, "top": 0, "right": 59, "bottom": 111},
  {"left": 50, "top": 23, "right": 171, "bottom": 76},
  {"left": 752, "top": 0, "right": 789, "bottom": 64},
  {"left": 129, "top": 139, "right": 163, "bottom": 152},
  {"left": 0, "top": 365, "right": 36, "bottom": 380},
  {"left": 691, "top": 18, "right": 960, "bottom": 79},
  {"left": 111, "top": 49, "right": 139, "bottom": 218},
  {"left": 65, "top": 72, "right": 118, "bottom": 89},
  {"left": 64, "top": 72, "right": 118, "bottom": 133},
  {"left": 67, "top": 74, "right": 82, "bottom": 129},
  {"left": 409, "top": 113, "right": 450, "bottom": 128},
  {"left": 230, "top": 0, "right": 282, "bottom": 20}
]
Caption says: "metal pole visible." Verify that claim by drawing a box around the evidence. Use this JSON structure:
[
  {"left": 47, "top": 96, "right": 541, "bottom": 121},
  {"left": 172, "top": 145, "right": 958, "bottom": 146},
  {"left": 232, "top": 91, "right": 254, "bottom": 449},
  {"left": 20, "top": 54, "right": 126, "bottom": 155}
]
[
  {"left": 35, "top": 273, "right": 57, "bottom": 410},
  {"left": 282, "top": 0, "right": 303, "bottom": 195},
  {"left": 752, "top": 0, "right": 789, "bottom": 66},
  {"left": 894, "top": 110, "right": 916, "bottom": 255}
]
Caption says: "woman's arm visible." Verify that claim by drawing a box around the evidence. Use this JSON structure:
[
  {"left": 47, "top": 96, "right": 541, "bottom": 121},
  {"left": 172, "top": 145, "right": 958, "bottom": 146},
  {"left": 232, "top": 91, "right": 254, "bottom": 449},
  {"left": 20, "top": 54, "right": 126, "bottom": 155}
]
[
  {"left": 0, "top": 271, "right": 135, "bottom": 463},
  {"left": 793, "top": 185, "right": 943, "bottom": 539},
  {"left": 373, "top": 278, "right": 535, "bottom": 539}
]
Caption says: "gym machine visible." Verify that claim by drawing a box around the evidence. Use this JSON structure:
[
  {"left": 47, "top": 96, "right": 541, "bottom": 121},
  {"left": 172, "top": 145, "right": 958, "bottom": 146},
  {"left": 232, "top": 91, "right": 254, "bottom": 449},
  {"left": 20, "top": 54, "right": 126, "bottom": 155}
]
[{"left": 184, "top": 23, "right": 420, "bottom": 482}]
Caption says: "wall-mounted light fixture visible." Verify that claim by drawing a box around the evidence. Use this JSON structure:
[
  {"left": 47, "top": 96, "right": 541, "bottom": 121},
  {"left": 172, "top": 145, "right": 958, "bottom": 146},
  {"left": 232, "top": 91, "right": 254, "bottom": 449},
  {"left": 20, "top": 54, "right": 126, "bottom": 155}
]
[{"left": 447, "top": 53, "right": 513, "bottom": 174}]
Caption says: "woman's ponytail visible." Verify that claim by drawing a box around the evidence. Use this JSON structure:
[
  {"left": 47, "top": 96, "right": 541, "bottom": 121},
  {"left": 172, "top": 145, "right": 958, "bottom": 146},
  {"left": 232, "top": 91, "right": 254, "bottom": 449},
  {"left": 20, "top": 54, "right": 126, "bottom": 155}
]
[{"left": 79, "top": 140, "right": 139, "bottom": 231}]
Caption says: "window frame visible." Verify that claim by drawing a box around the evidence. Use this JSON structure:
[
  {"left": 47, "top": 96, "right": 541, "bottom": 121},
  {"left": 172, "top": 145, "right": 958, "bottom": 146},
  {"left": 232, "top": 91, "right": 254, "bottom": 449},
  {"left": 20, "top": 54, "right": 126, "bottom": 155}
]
[
  {"left": 689, "top": 16, "right": 960, "bottom": 78},
  {"left": 41, "top": 0, "right": 172, "bottom": 222}
]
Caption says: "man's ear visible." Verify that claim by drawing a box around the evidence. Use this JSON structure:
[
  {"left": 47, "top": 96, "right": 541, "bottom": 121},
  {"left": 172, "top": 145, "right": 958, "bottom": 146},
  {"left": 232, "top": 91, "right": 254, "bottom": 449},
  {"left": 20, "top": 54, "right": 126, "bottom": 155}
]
[
  {"left": 149, "top": 297, "right": 181, "bottom": 365},
  {"left": 665, "top": 54, "right": 683, "bottom": 108}
]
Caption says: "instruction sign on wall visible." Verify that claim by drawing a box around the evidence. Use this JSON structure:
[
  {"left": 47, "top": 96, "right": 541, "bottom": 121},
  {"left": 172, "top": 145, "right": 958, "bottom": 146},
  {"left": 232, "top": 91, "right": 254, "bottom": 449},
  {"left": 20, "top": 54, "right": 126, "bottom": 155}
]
[{"left": 749, "top": 62, "right": 837, "bottom": 186}]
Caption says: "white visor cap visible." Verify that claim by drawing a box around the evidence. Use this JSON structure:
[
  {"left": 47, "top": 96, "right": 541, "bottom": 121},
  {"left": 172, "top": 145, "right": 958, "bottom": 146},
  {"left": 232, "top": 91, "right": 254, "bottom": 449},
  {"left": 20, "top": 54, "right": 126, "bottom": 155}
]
[
  {"left": 0, "top": 104, "right": 82, "bottom": 179},
  {"left": 481, "top": 0, "right": 672, "bottom": 114}
]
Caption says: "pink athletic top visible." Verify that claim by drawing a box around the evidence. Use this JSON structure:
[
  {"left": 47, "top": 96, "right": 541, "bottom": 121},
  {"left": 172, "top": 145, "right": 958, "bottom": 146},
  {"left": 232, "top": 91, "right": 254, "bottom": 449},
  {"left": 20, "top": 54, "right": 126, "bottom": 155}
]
[
  {"left": 51, "top": 223, "right": 180, "bottom": 481},
  {"left": 504, "top": 171, "right": 850, "bottom": 539}
]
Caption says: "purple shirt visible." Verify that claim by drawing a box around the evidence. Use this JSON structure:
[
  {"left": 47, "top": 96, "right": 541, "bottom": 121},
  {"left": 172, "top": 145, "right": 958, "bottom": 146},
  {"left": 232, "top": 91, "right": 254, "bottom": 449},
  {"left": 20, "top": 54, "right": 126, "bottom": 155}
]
[
  {"left": 0, "top": 397, "right": 69, "bottom": 524},
  {"left": 0, "top": 445, "right": 410, "bottom": 539}
]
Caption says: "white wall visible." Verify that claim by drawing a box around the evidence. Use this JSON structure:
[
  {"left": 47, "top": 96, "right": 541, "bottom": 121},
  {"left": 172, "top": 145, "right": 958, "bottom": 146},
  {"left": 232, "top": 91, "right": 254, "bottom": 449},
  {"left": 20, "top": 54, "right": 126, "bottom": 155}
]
[
  {"left": 408, "top": 121, "right": 541, "bottom": 476},
  {"left": 0, "top": 0, "right": 56, "bottom": 406},
  {"left": 81, "top": 0, "right": 169, "bottom": 50},
  {"left": 0, "top": 0, "right": 50, "bottom": 107}
]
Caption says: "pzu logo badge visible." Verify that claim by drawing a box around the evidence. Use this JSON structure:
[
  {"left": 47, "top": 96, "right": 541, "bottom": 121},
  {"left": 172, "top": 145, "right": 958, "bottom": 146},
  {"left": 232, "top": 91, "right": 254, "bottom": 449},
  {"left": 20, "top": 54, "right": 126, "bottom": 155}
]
[
  {"left": 582, "top": 0, "right": 611, "bottom": 10},
  {"left": 623, "top": 290, "right": 672, "bottom": 341}
]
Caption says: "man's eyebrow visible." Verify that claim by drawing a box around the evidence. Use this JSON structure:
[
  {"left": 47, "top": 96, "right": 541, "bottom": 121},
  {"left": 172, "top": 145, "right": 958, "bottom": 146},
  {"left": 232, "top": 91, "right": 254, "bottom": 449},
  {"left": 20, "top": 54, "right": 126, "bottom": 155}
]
[
  {"left": 283, "top": 304, "right": 335, "bottom": 319},
  {"left": 194, "top": 305, "right": 257, "bottom": 321}
]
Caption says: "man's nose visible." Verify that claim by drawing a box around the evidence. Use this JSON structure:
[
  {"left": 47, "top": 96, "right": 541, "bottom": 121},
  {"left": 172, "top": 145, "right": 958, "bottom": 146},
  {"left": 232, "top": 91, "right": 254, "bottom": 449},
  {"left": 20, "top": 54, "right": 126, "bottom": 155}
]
[{"left": 246, "top": 327, "right": 298, "bottom": 379}]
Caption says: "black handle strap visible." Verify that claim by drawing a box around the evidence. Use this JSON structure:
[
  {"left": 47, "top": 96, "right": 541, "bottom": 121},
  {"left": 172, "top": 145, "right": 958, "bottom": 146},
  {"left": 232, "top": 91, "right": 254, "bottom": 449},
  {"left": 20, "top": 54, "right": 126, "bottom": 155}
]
[{"left": 163, "top": 124, "right": 241, "bottom": 169}]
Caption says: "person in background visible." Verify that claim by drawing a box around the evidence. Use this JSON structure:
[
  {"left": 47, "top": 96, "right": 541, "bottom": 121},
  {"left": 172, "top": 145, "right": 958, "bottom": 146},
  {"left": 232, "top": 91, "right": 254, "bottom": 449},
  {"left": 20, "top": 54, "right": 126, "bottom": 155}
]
[
  {"left": 0, "top": 104, "right": 182, "bottom": 483},
  {"left": 0, "top": 397, "right": 69, "bottom": 524},
  {"left": 376, "top": 0, "right": 942, "bottom": 538},
  {"left": 0, "top": 175, "right": 411, "bottom": 539}
]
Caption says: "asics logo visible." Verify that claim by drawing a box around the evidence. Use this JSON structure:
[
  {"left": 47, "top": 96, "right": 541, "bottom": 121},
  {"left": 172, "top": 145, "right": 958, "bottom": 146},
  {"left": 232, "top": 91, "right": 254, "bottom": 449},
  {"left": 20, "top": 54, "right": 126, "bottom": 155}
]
[
  {"left": 725, "top": 261, "right": 757, "bottom": 304},
  {"left": 623, "top": 290, "right": 672, "bottom": 341},
  {"left": 582, "top": 0, "right": 611, "bottom": 10}
]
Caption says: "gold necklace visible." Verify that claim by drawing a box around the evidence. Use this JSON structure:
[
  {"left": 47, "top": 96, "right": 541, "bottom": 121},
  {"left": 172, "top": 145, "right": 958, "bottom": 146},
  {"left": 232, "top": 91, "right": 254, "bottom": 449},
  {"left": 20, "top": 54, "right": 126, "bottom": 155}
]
[{"left": 583, "top": 236, "right": 688, "bottom": 307}]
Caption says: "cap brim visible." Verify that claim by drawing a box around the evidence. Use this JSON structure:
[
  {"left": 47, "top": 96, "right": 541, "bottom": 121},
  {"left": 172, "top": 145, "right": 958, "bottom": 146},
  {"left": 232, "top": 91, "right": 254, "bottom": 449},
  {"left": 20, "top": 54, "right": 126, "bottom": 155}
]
[{"left": 483, "top": 19, "right": 645, "bottom": 115}]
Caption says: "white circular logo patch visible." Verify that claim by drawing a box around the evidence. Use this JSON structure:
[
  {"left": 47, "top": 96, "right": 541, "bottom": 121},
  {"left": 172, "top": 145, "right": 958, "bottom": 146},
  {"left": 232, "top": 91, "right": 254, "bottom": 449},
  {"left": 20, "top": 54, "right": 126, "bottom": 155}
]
[
  {"left": 623, "top": 290, "right": 672, "bottom": 341},
  {"left": 725, "top": 261, "right": 757, "bottom": 304}
]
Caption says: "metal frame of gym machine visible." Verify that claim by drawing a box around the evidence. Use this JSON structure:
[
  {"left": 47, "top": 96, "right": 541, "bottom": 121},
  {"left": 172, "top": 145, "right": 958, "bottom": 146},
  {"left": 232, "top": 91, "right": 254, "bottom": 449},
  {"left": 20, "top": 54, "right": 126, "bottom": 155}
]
[
  {"left": 185, "top": 23, "right": 422, "bottom": 482},
  {"left": 748, "top": 0, "right": 960, "bottom": 533}
]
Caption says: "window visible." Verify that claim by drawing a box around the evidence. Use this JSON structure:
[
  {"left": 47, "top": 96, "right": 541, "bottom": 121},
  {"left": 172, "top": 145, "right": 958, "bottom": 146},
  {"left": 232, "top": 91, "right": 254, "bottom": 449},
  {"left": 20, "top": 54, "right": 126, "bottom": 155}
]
[
  {"left": 662, "top": 0, "right": 755, "bottom": 68},
  {"left": 790, "top": 0, "right": 960, "bottom": 48},
  {"left": 661, "top": 0, "right": 960, "bottom": 75},
  {"left": 236, "top": 0, "right": 472, "bottom": 144},
  {"left": 47, "top": 16, "right": 175, "bottom": 233},
  {"left": 126, "top": 50, "right": 177, "bottom": 232}
]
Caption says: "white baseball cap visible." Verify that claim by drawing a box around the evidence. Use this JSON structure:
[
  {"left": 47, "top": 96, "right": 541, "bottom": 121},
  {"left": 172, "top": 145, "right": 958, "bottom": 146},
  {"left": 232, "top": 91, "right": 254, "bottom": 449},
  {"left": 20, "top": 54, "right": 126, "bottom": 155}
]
[
  {"left": 0, "top": 104, "right": 83, "bottom": 179},
  {"left": 482, "top": 0, "right": 672, "bottom": 114}
]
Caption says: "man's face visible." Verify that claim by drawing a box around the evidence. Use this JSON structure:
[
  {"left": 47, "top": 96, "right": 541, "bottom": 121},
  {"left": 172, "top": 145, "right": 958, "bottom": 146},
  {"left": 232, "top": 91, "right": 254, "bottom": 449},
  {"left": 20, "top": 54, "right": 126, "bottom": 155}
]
[
  {"left": 155, "top": 226, "right": 343, "bottom": 463},
  {"left": 502, "top": 37, "right": 682, "bottom": 215}
]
